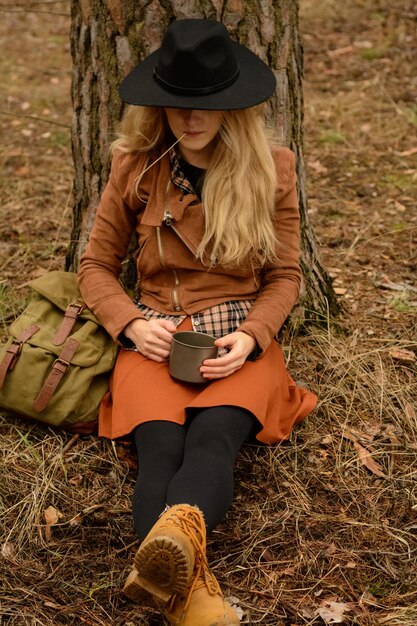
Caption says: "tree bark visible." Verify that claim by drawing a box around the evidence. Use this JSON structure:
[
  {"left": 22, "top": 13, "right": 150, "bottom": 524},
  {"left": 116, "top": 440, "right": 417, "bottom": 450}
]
[{"left": 67, "top": 0, "right": 339, "bottom": 324}]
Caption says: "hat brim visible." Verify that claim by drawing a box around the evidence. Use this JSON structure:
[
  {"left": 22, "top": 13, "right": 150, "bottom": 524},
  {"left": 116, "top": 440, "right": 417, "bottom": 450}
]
[{"left": 119, "top": 42, "right": 276, "bottom": 110}]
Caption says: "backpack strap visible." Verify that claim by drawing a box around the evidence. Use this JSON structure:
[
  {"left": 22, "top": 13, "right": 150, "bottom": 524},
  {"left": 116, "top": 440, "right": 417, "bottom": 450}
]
[
  {"left": 0, "top": 324, "right": 40, "bottom": 390},
  {"left": 33, "top": 338, "right": 80, "bottom": 412},
  {"left": 53, "top": 301, "right": 85, "bottom": 346}
]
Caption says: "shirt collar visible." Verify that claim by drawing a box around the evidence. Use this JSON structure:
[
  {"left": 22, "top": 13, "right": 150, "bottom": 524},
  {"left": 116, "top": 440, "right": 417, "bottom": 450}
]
[{"left": 169, "top": 145, "right": 196, "bottom": 195}]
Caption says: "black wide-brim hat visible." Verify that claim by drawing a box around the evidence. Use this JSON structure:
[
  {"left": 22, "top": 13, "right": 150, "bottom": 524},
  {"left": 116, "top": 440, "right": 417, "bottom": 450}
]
[{"left": 119, "top": 19, "right": 276, "bottom": 110}]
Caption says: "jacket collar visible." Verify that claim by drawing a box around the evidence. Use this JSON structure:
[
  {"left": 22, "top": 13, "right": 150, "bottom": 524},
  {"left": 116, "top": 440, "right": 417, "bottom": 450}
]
[{"left": 140, "top": 147, "right": 201, "bottom": 227}]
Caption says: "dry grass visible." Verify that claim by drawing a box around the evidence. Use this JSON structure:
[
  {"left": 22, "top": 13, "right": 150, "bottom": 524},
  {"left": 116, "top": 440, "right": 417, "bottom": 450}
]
[
  {"left": 1, "top": 329, "right": 416, "bottom": 624},
  {"left": 1, "top": 1, "right": 417, "bottom": 625},
  {"left": 224, "top": 330, "right": 417, "bottom": 625}
]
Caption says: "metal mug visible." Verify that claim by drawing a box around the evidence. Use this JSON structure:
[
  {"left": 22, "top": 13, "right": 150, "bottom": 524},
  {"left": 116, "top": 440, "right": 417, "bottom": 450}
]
[{"left": 169, "top": 331, "right": 218, "bottom": 384}]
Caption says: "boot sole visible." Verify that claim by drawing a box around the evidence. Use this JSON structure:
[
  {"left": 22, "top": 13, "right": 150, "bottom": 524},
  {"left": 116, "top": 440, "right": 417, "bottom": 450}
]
[
  {"left": 123, "top": 567, "right": 155, "bottom": 605},
  {"left": 134, "top": 535, "right": 193, "bottom": 601}
]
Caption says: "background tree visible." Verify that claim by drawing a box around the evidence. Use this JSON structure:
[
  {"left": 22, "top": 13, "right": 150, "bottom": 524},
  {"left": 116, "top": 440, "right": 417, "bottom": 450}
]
[{"left": 67, "top": 0, "right": 338, "bottom": 324}]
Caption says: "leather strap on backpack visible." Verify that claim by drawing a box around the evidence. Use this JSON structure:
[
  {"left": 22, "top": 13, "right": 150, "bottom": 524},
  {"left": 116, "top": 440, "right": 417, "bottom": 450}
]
[
  {"left": 53, "top": 301, "right": 85, "bottom": 346},
  {"left": 0, "top": 324, "right": 40, "bottom": 390},
  {"left": 34, "top": 338, "right": 80, "bottom": 412}
]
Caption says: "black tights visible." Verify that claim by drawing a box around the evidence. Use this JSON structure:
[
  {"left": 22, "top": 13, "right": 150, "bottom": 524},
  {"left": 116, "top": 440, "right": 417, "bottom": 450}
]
[{"left": 132, "top": 406, "right": 256, "bottom": 539}]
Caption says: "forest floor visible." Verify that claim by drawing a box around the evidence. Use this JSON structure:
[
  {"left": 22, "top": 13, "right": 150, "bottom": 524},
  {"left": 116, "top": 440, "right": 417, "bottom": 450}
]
[{"left": 0, "top": 1, "right": 416, "bottom": 625}]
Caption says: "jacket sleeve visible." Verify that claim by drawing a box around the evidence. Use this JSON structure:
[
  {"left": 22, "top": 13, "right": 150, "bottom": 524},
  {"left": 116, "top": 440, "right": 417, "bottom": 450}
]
[
  {"left": 238, "top": 148, "right": 301, "bottom": 355},
  {"left": 77, "top": 151, "right": 147, "bottom": 341}
]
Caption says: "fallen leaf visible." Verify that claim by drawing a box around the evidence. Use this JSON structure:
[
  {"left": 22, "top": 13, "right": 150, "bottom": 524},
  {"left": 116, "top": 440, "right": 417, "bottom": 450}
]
[
  {"left": 353, "top": 441, "right": 386, "bottom": 478},
  {"left": 328, "top": 45, "right": 354, "bottom": 57},
  {"left": 44, "top": 506, "right": 63, "bottom": 541},
  {"left": 1, "top": 542, "right": 15, "bottom": 560},
  {"left": 404, "top": 402, "right": 416, "bottom": 420},
  {"left": 226, "top": 596, "right": 244, "bottom": 620},
  {"left": 115, "top": 444, "right": 138, "bottom": 470},
  {"left": 334, "top": 287, "right": 347, "bottom": 295},
  {"left": 14, "top": 166, "right": 30, "bottom": 178},
  {"left": 394, "top": 200, "right": 406, "bottom": 212},
  {"left": 300, "top": 607, "right": 316, "bottom": 619},
  {"left": 44, "top": 601, "right": 63, "bottom": 609},
  {"left": 317, "top": 600, "right": 353, "bottom": 624},
  {"left": 382, "top": 423, "right": 400, "bottom": 444},
  {"left": 342, "top": 430, "right": 386, "bottom": 477},
  {"left": 324, "top": 543, "right": 337, "bottom": 556},
  {"left": 397, "top": 147, "right": 417, "bottom": 157},
  {"left": 342, "top": 426, "right": 377, "bottom": 444},
  {"left": 308, "top": 159, "right": 328, "bottom": 174},
  {"left": 354, "top": 40, "right": 373, "bottom": 49},
  {"left": 389, "top": 349, "right": 416, "bottom": 363},
  {"left": 377, "top": 281, "right": 417, "bottom": 293},
  {"left": 68, "top": 474, "right": 83, "bottom": 485},
  {"left": 322, "top": 434, "right": 334, "bottom": 445},
  {"left": 342, "top": 429, "right": 358, "bottom": 443}
]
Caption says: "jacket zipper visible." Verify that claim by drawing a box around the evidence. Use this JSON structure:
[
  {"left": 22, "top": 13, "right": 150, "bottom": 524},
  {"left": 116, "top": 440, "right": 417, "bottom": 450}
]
[
  {"left": 163, "top": 208, "right": 197, "bottom": 257},
  {"left": 157, "top": 211, "right": 182, "bottom": 312}
]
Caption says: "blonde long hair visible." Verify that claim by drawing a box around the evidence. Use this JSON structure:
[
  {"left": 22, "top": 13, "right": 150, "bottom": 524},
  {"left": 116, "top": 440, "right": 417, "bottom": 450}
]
[{"left": 112, "top": 105, "right": 279, "bottom": 268}]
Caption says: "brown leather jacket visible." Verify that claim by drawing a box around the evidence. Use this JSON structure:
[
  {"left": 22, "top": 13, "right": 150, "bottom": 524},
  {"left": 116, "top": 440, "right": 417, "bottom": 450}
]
[{"left": 78, "top": 146, "right": 301, "bottom": 355}]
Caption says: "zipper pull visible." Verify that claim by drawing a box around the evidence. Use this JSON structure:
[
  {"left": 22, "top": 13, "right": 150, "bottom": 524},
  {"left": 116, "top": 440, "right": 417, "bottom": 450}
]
[{"left": 163, "top": 209, "right": 173, "bottom": 226}]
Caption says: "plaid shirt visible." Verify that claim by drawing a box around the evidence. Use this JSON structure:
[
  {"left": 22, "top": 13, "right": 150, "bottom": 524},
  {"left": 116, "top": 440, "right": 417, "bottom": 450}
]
[
  {"left": 169, "top": 146, "right": 195, "bottom": 194},
  {"left": 132, "top": 147, "right": 256, "bottom": 350},
  {"left": 136, "top": 299, "right": 254, "bottom": 340}
]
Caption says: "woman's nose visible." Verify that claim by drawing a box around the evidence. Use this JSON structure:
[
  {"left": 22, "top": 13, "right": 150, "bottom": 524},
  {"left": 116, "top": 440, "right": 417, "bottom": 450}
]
[{"left": 183, "top": 109, "right": 200, "bottom": 121}]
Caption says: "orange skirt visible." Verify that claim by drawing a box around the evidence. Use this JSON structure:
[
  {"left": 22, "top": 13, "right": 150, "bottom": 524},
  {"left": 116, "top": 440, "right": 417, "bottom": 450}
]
[{"left": 99, "top": 318, "right": 317, "bottom": 445}]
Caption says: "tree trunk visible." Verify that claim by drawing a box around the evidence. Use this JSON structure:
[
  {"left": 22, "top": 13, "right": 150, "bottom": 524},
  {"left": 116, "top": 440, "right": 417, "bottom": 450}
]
[{"left": 67, "top": 0, "right": 339, "bottom": 324}]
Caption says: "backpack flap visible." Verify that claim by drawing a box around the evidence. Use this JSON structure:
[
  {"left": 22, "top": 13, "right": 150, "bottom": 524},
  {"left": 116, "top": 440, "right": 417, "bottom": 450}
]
[
  {"left": 28, "top": 271, "right": 87, "bottom": 314},
  {"left": 8, "top": 309, "right": 116, "bottom": 370},
  {"left": 0, "top": 272, "right": 119, "bottom": 429}
]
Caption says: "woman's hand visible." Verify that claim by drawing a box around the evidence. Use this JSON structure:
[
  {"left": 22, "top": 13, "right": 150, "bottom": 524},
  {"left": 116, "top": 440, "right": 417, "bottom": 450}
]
[
  {"left": 123, "top": 318, "right": 176, "bottom": 362},
  {"left": 200, "top": 331, "right": 257, "bottom": 380}
]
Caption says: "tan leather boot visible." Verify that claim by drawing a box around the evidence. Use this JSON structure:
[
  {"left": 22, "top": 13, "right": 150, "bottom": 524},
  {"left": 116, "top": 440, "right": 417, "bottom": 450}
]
[
  {"left": 164, "top": 562, "right": 240, "bottom": 625},
  {"left": 123, "top": 567, "right": 155, "bottom": 606},
  {"left": 129, "top": 504, "right": 206, "bottom": 603}
]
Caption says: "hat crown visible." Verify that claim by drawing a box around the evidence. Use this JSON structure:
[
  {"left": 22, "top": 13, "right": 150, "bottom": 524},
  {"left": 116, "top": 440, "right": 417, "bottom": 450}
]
[
  {"left": 155, "top": 20, "right": 239, "bottom": 95},
  {"left": 119, "top": 18, "right": 276, "bottom": 110}
]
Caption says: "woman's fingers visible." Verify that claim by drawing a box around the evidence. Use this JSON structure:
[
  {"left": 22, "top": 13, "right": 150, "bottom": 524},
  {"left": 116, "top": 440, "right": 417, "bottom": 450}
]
[
  {"left": 200, "top": 331, "right": 256, "bottom": 379},
  {"left": 141, "top": 345, "right": 171, "bottom": 361},
  {"left": 124, "top": 318, "right": 175, "bottom": 361},
  {"left": 124, "top": 324, "right": 256, "bottom": 372}
]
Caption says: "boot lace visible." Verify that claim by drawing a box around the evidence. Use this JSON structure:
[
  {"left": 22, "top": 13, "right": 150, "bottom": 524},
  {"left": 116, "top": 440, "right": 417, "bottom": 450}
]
[
  {"left": 166, "top": 553, "right": 221, "bottom": 615},
  {"left": 161, "top": 504, "right": 206, "bottom": 555}
]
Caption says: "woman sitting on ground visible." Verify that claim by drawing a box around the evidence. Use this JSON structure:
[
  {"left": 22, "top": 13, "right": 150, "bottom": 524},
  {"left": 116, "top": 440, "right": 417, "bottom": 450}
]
[{"left": 78, "top": 18, "right": 317, "bottom": 626}]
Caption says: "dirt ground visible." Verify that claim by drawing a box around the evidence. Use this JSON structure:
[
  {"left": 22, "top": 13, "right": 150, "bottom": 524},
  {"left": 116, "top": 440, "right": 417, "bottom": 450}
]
[{"left": 0, "top": 1, "right": 416, "bottom": 625}]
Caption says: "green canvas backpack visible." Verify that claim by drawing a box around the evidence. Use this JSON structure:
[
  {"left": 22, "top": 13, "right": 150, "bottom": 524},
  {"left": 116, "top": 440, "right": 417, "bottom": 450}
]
[{"left": 0, "top": 271, "right": 119, "bottom": 434}]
